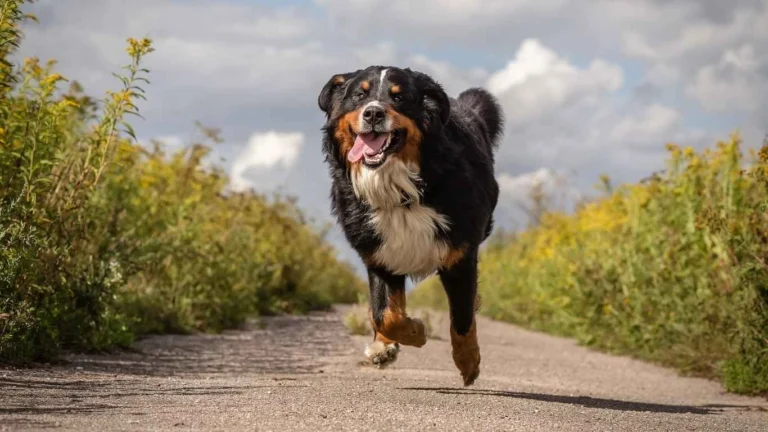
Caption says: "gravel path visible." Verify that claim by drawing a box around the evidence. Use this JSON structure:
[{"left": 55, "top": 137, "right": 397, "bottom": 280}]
[{"left": 1, "top": 306, "right": 766, "bottom": 431}]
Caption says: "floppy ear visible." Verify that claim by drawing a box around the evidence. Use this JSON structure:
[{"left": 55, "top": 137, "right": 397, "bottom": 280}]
[
  {"left": 411, "top": 70, "right": 451, "bottom": 125},
  {"left": 318, "top": 70, "right": 359, "bottom": 115}
]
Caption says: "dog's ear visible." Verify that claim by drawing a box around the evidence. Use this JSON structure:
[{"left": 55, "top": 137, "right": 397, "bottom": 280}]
[
  {"left": 318, "top": 71, "right": 359, "bottom": 115},
  {"left": 411, "top": 69, "right": 451, "bottom": 125}
]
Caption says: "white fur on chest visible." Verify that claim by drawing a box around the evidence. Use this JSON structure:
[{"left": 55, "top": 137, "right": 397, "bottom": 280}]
[
  {"left": 352, "top": 159, "right": 451, "bottom": 278},
  {"left": 370, "top": 203, "right": 450, "bottom": 278}
]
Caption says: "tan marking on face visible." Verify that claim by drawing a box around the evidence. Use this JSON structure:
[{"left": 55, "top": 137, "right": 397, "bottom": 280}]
[
  {"left": 361, "top": 80, "right": 371, "bottom": 91},
  {"left": 332, "top": 75, "right": 345, "bottom": 85},
  {"left": 386, "top": 108, "right": 423, "bottom": 166},
  {"left": 335, "top": 108, "right": 363, "bottom": 169},
  {"left": 390, "top": 84, "right": 401, "bottom": 94}
]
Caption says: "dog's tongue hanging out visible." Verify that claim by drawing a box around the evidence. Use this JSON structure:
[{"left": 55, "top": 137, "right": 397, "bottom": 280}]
[{"left": 348, "top": 133, "right": 387, "bottom": 163}]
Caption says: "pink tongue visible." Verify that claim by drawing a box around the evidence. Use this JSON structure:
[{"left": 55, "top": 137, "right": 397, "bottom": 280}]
[{"left": 347, "top": 133, "right": 388, "bottom": 163}]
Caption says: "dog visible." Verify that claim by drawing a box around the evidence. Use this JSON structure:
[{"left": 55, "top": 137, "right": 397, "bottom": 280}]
[{"left": 317, "top": 66, "right": 503, "bottom": 386}]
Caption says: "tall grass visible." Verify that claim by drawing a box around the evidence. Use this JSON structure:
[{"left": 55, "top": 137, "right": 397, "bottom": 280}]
[
  {"left": 0, "top": 0, "right": 363, "bottom": 364},
  {"left": 412, "top": 136, "right": 768, "bottom": 395}
]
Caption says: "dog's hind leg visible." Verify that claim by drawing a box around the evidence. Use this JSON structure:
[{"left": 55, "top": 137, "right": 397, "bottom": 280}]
[
  {"left": 439, "top": 247, "right": 481, "bottom": 386},
  {"left": 364, "top": 268, "right": 427, "bottom": 367}
]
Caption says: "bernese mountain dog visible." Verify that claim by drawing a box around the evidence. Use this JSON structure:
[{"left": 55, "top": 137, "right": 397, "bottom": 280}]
[{"left": 318, "top": 66, "right": 503, "bottom": 386}]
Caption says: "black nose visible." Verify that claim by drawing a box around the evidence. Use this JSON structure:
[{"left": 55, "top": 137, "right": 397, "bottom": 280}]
[{"left": 362, "top": 105, "right": 386, "bottom": 126}]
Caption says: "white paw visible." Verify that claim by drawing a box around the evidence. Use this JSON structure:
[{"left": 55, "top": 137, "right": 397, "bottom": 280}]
[{"left": 364, "top": 341, "right": 400, "bottom": 369}]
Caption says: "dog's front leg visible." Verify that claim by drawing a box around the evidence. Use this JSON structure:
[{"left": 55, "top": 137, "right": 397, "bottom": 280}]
[{"left": 364, "top": 267, "right": 427, "bottom": 368}]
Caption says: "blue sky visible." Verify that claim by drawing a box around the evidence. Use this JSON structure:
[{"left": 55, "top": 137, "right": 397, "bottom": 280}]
[{"left": 17, "top": 0, "right": 768, "bottom": 274}]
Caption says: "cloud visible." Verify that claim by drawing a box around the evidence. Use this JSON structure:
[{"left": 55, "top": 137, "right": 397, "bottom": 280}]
[
  {"left": 498, "top": 168, "right": 564, "bottom": 201},
  {"left": 616, "top": 2, "right": 768, "bottom": 124},
  {"left": 405, "top": 54, "right": 488, "bottom": 96},
  {"left": 317, "top": 0, "right": 566, "bottom": 30},
  {"left": 621, "top": 4, "right": 768, "bottom": 65},
  {"left": 610, "top": 104, "right": 682, "bottom": 147},
  {"left": 487, "top": 39, "right": 623, "bottom": 127},
  {"left": 686, "top": 44, "right": 767, "bottom": 113},
  {"left": 482, "top": 39, "right": 630, "bottom": 185},
  {"left": 229, "top": 131, "right": 304, "bottom": 192},
  {"left": 495, "top": 168, "right": 583, "bottom": 226}
]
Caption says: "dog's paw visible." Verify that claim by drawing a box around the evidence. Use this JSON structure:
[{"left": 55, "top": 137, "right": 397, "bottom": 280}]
[
  {"left": 452, "top": 346, "right": 480, "bottom": 386},
  {"left": 397, "top": 317, "right": 427, "bottom": 348},
  {"left": 451, "top": 323, "right": 481, "bottom": 386},
  {"left": 364, "top": 341, "right": 400, "bottom": 369}
]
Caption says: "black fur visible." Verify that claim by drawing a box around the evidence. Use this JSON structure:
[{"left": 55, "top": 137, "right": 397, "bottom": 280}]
[{"left": 318, "top": 66, "right": 504, "bottom": 338}]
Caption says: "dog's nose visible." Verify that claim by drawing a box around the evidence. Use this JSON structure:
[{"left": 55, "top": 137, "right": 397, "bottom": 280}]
[{"left": 362, "top": 105, "right": 386, "bottom": 126}]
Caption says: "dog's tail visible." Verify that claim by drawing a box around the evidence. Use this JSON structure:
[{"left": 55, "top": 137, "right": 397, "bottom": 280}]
[{"left": 457, "top": 87, "right": 504, "bottom": 149}]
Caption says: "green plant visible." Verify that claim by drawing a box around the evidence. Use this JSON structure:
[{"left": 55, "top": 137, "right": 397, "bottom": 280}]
[
  {"left": 412, "top": 135, "right": 768, "bottom": 395},
  {"left": 0, "top": 0, "right": 363, "bottom": 364}
]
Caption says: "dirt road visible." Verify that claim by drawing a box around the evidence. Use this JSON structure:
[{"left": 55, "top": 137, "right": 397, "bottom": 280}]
[{"left": 1, "top": 306, "right": 766, "bottom": 431}]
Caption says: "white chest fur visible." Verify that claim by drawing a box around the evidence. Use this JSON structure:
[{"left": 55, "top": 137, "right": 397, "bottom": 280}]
[
  {"left": 370, "top": 203, "right": 450, "bottom": 278},
  {"left": 352, "top": 159, "right": 451, "bottom": 278}
]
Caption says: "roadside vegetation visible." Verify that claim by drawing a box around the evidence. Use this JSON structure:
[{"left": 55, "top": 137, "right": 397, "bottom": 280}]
[
  {"left": 411, "top": 136, "right": 768, "bottom": 395},
  {"left": 0, "top": 0, "right": 363, "bottom": 364}
]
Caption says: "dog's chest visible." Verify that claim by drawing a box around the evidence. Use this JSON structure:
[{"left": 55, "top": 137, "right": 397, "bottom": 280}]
[{"left": 369, "top": 204, "right": 450, "bottom": 278}]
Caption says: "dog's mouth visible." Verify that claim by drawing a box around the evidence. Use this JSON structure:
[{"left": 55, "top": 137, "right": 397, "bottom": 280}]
[{"left": 347, "top": 128, "right": 405, "bottom": 168}]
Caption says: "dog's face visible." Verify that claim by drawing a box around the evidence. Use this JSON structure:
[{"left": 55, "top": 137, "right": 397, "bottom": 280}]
[{"left": 318, "top": 66, "right": 450, "bottom": 170}]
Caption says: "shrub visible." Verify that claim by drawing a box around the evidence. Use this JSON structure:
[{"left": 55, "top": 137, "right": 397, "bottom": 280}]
[
  {"left": 412, "top": 135, "right": 768, "bottom": 395},
  {"left": 0, "top": 0, "right": 363, "bottom": 364}
]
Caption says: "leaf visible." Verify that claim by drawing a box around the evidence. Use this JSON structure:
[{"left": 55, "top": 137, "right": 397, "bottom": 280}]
[{"left": 121, "top": 123, "right": 137, "bottom": 140}]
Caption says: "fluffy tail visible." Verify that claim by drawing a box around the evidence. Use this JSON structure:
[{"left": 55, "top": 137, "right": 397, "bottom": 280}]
[{"left": 457, "top": 87, "right": 504, "bottom": 148}]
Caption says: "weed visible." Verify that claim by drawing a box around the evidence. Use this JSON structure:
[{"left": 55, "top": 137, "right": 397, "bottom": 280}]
[
  {"left": 412, "top": 135, "right": 768, "bottom": 395},
  {"left": 0, "top": 1, "right": 363, "bottom": 364}
]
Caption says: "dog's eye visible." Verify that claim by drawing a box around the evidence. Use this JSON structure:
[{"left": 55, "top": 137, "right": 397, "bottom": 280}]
[
  {"left": 355, "top": 91, "right": 366, "bottom": 100},
  {"left": 392, "top": 94, "right": 403, "bottom": 102}
]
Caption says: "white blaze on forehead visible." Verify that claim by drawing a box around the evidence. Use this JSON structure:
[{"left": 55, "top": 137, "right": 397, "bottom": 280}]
[{"left": 378, "top": 69, "right": 388, "bottom": 98}]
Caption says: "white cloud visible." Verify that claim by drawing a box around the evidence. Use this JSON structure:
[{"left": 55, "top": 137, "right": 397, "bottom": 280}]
[
  {"left": 17, "top": 0, "right": 348, "bottom": 115},
  {"left": 498, "top": 168, "right": 562, "bottom": 201},
  {"left": 229, "top": 131, "right": 304, "bottom": 192},
  {"left": 405, "top": 54, "right": 488, "bottom": 95},
  {"left": 496, "top": 168, "right": 583, "bottom": 225},
  {"left": 621, "top": 6, "right": 768, "bottom": 64},
  {"left": 317, "top": 0, "right": 566, "bottom": 29},
  {"left": 486, "top": 39, "right": 623, "bottom": 127},
  {"left": 610, "top": 104, "right": 682, "bottom": 146},
  {"left": 615, "top": 2, "right": 768, "bottom": 119},
  {"left": 352, "top": 42, "right": 399, "bottom": 67},
  {"left": 686, "top": 45, "right": 767, "bottom": 113}
]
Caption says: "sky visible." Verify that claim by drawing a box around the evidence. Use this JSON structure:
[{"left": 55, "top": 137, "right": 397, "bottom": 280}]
[{"left": 16, "top": 0, "right": 768, "bottom": 274}]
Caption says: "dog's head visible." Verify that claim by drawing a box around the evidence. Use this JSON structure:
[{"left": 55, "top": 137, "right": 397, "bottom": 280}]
[{"left": 318, "top": 66, "right": 450, "bottom": 170}]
